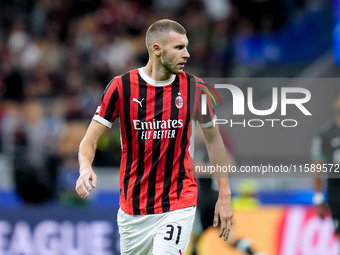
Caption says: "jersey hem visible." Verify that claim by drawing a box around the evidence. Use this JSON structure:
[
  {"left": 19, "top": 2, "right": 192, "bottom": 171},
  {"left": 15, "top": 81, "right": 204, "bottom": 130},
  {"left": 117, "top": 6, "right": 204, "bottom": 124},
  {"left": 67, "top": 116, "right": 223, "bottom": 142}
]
[{"left": 119, "top": 201, "right": 197, "bottom": 215}]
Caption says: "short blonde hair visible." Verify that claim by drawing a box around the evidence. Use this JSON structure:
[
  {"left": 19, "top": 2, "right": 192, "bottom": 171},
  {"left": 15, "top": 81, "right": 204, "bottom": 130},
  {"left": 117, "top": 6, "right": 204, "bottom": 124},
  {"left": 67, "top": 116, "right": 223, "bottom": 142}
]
[{"left": 145, "top": 19, "right": 186, "bottom": 51}]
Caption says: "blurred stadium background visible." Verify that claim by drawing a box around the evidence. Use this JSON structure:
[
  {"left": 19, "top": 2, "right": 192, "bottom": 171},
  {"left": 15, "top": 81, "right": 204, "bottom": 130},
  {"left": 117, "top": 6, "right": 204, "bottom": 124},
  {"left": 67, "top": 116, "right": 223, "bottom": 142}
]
[{"left": 0, "top": 0, "right": 340, "bottom": 254}]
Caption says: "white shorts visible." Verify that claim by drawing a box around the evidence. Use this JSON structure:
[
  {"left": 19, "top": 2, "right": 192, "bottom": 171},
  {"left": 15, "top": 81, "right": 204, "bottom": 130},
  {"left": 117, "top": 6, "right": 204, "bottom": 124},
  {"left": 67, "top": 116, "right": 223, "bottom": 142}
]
[{"left": 117, "top": 206, "right": 196, "bottom": 255}]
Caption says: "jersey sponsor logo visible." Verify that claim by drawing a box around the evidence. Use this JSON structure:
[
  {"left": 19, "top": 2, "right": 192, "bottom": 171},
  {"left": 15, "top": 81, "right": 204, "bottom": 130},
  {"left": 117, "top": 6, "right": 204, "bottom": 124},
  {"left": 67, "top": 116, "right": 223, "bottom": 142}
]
[
  {"left": 133, "top": 119, "right": 183, "bottom": 130},
  {"left": 132, "top": 98, "right": 144, "bottom": 107},
  {"left": 133, "top": 119, "right": 183, "bottom": 140}
]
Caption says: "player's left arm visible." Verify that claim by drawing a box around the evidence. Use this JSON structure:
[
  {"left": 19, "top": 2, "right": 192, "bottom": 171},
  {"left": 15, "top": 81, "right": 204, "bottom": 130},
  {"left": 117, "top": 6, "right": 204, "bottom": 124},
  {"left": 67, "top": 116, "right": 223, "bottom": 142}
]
[{"left": 201, "top": 124, "right": 233, "bottom": 241}]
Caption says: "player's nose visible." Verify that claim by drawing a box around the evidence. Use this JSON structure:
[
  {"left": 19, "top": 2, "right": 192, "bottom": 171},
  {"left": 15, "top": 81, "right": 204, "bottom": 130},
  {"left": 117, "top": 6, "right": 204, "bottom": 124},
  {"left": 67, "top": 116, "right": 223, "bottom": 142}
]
[{"left": 183, "top": 48, "right": 190, "bottom": 59}]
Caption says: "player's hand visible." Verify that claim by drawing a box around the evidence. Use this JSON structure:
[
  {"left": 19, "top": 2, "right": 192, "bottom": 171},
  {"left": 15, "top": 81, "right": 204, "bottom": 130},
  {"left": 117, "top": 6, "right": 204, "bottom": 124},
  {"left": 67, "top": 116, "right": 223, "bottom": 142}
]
[
  {"left": 213, "top": 197, "right": 233, "bottom": 241},
  {"left": 315, "top": 203, "right": 327, "bottom": 220},
  {"left": 75, "top": 167, "right": 97, "bottom": 199}
]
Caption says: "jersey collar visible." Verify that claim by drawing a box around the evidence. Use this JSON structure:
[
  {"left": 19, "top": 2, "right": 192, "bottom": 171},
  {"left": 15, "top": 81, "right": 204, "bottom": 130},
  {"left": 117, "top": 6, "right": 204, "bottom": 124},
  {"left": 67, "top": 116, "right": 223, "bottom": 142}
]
[{"left": 138, "top": 68, "right": 176, "bottom": 87}]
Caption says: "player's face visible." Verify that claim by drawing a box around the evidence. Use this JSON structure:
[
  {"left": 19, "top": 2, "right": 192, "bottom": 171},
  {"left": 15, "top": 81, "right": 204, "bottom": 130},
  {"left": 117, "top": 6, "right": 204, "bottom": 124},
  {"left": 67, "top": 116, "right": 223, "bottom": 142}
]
[{"left": 161, "top": 31, "right": 190, "bottom": 74}]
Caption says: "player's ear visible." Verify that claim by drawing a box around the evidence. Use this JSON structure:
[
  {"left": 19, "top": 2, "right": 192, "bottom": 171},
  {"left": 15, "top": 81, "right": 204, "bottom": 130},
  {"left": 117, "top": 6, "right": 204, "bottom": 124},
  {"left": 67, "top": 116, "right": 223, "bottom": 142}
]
[{"left": 152, "top": 43, "right": 162, "bottom": 57}]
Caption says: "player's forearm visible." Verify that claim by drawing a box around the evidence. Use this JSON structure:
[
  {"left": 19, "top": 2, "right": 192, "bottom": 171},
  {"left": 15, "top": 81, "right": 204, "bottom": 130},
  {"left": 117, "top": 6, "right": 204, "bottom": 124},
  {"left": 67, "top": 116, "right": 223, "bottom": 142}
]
[
  {"left": 78, "top": 120, "right": 108, "bottom": 173},
  {"left": 216, "top": 178, "right": 232, "bottom": 199},
  {"left": 205, "top": 136, "right": 232, "bottom": 197},
  {"left": 78, "top": 137, "right": 97, "bottom": 173}
]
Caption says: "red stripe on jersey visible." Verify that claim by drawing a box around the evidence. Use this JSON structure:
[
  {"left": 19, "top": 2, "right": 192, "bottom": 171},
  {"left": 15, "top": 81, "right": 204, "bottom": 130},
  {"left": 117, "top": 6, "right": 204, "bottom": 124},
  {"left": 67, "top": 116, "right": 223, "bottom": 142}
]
[
  {"left": 172, "top": 73, "right": 197, "bottom": 211},
  {"left": 117, "top": 75, "right": 128, "bottom": 207},
  {"left": 125, "top": 70, "right": 140, "bottom": 214},
  {"left": 98, "top": 79, "right": 119, "bottom": 121},
  {"left": 182, "top": 75, "right": 194, "bottom": 177},
  {"left": 138, "top": 83, "right": 155, "bottom": 215},
  {"left": 168, "top": 73, "right": 188, "bottom": 208}
]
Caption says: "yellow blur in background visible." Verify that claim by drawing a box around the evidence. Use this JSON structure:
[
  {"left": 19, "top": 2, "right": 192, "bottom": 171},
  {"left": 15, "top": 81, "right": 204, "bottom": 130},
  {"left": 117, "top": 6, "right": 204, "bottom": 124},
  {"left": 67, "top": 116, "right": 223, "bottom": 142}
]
[{"left": 187, "top": 206, "right": 338, "bottom": 255}]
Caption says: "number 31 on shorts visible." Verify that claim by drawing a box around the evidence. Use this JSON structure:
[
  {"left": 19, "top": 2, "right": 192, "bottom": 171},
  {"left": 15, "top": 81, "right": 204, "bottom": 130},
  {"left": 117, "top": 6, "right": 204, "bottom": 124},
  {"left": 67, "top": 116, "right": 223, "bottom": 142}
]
[{"left": 164, "top": 224, "right": 182, "bottom": 245}]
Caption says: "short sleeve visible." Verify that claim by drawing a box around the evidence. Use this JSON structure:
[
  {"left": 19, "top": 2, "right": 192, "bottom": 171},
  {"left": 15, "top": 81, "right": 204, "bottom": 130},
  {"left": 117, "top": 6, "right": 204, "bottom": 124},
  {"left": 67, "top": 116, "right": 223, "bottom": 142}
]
[
  {"left": 194, "top": 79, "right": 216, "bottom": 128},
  {"left": 93, "top": 78, "right": 120, "bottom": 128}
]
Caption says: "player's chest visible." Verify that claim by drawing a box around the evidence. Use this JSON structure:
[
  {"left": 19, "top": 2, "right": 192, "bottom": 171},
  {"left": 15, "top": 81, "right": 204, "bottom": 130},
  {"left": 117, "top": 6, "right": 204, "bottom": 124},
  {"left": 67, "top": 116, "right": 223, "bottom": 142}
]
[{"left": 122, "top": 85, "right": 189, "bottom": 118}]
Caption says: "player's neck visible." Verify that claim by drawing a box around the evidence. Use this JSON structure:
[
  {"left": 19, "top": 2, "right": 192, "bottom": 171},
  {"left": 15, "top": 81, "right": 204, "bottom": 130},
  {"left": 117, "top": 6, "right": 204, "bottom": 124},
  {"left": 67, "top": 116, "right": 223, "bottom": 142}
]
[{"left": 143, "top": 61, "right": 173, "bottom": 81}]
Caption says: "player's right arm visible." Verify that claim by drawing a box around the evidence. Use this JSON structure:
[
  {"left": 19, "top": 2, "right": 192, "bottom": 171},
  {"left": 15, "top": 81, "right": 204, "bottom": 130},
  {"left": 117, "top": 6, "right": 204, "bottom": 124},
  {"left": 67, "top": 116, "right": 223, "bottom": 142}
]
[
  {"left": 76, "top": 77, "right": 120, "bottom": 198},
  {"left": 76, "top": 120, "right": 108, "bottom": 198}
]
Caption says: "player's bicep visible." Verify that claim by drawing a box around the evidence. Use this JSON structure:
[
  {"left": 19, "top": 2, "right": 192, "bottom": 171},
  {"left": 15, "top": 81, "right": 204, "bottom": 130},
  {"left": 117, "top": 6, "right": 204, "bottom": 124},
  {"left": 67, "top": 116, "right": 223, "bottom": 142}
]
[
  {"left": 82, "top": 120, "right": 108, "bottom": 147},
  {"left": 201, "top": 124, "right": 219, "bottom": 142}
]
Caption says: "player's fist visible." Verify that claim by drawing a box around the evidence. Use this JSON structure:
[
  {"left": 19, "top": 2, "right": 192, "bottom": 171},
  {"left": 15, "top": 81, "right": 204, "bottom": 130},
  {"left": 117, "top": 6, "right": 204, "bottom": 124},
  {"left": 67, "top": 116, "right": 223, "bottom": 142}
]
[{"left": 75, "top": 167, "right": 97, "bottom": 198}]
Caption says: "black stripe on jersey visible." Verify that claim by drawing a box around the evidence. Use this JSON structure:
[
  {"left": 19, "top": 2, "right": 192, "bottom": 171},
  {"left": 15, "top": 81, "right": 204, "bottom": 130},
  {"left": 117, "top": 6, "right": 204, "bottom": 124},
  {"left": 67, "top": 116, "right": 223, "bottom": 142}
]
[
  {"left": 132, "top": 75, "right": 148, "bottom": 215},
  {"left": 201, "top": 88, "right": 215, "bottom": 123},
  {"left": 162, "top": 76, "right": 180, "bottom": 212},
  {"left": 101, "top": 78, "right": 115, "bottom": 101},
  {"left": 177, "top": 74, "right": 192, "bottom": 199},
  {"left": 147, "top": 86, "right": 163, "bottom": 214},
  {"left": 104, "top": 87, "right": 119, "bottom": 121},
  {"left": 189, "top": 76, "right": 197, "bottom": 119},
  {"left": 122, "top": 73, "right": 133, "bottom": 200}
]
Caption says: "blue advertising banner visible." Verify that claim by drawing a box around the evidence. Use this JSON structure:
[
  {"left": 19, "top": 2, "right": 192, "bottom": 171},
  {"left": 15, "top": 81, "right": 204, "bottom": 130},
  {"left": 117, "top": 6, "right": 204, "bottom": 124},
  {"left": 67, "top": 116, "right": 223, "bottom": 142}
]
[
  {"left": 334, "top": 0, "right": 340, "bottom": 65},
  {"left": 0, "top": 207, "right": 120, "bottom": 255}
]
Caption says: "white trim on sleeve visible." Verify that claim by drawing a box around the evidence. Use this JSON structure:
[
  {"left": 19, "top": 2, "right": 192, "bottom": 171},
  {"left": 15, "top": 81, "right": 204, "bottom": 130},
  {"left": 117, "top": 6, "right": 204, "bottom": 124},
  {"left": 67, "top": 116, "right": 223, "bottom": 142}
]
[
  {"left": 199, "top": 115, "right": 217, "bottom": 128},
  {"left": 93, "top": 115, "right": 113, "bottom": 128}
]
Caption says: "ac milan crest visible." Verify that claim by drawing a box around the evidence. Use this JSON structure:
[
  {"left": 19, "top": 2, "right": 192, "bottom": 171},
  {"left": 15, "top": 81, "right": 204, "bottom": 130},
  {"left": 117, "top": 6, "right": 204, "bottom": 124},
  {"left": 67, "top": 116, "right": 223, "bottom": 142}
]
[{"left": 175, "top": 95, "right": 184, "bottom": 109}]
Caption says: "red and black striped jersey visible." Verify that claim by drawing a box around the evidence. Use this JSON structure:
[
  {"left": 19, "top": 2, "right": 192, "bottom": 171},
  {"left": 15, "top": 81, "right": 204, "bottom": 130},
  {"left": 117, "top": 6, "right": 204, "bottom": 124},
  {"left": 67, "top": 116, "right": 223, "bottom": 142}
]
[{"left": 93, "top": 68, "right": 215, "bottom": 215}]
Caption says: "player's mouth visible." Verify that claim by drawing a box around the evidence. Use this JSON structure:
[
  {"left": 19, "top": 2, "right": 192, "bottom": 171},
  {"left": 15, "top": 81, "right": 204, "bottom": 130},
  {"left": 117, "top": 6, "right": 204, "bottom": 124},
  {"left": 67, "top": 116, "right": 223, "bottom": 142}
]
[{"left": 178, "top": 62, "right": 186, "bottom": 68}]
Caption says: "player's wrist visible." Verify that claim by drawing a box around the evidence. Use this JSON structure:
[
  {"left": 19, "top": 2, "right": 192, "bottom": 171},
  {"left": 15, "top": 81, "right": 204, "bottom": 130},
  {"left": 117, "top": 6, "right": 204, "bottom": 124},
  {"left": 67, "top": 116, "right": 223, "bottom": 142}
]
[
  {"left": 218, "top": 191, "right": 232, "bottom": 200},
  {"left": 313, "top": 191, "right": 325, "bottom": 205},
  {"left": 79, "top": 166, "right": 93, "bottom": 175}
]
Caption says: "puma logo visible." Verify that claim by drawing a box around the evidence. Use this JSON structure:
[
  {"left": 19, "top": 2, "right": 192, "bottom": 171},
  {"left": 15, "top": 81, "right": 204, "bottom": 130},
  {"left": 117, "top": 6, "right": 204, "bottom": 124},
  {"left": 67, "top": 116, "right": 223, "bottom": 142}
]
[{"left": 132, "top": 98, "right": 144, "bottom": 107}]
